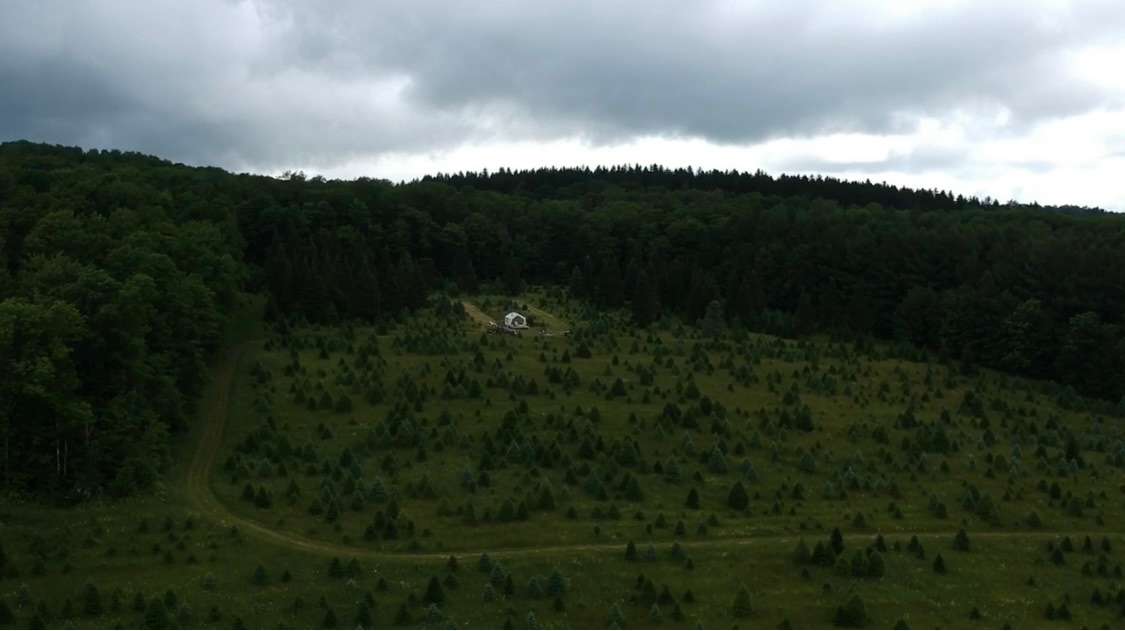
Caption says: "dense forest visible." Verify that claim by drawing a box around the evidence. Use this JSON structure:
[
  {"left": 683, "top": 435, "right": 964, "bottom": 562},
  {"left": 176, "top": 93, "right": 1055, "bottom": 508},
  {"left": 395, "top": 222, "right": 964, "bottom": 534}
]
[{"left": 1, "top": 140, "right": 1123, "bottom": 499}]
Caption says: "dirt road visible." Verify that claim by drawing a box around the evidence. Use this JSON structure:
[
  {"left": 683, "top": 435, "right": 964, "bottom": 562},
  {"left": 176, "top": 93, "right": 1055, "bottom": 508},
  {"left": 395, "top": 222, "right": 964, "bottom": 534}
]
[{"left": 461, "top": 301, "right": 494, "bottom": 327}]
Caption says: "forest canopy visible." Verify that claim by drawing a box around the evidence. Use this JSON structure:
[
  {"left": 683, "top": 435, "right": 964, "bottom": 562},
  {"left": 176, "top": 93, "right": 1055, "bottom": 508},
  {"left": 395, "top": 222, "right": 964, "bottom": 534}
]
[{"left": 1, "top": 140, "right": 1123, "bottom": 498}]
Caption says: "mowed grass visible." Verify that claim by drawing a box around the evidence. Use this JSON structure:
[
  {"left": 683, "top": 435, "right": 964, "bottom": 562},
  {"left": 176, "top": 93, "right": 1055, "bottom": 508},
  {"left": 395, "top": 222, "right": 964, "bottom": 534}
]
[{"left": 2, "top": 292, "right": 1124, "bottom": 629}]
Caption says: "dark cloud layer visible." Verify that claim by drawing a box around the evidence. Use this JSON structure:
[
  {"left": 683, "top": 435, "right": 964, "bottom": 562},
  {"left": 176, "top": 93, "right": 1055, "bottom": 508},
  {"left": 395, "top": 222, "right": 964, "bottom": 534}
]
[{"left": 1, "top": 0, "right": 1123, "bottom": 175}]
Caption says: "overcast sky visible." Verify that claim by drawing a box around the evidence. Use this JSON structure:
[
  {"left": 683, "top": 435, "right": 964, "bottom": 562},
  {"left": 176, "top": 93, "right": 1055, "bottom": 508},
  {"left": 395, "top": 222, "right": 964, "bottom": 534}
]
[{"left": 2, "top": 0, "right": 1124, "bottom": 209}]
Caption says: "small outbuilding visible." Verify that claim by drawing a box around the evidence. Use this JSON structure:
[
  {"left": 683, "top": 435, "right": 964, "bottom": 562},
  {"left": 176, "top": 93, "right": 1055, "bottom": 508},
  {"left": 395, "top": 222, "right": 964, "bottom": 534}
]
[{"left": 504, "top": 312, "right": 528, "bottom": 329}]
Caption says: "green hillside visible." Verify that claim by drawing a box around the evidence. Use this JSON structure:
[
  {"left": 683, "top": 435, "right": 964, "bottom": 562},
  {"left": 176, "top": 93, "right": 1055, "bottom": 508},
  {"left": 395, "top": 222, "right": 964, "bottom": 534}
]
[
  {"left": 1, "top": 143, "right": 1124, "bottom": 628},
  {"left": 3, "top": 291, "right": 1124, "bottom": 628}
]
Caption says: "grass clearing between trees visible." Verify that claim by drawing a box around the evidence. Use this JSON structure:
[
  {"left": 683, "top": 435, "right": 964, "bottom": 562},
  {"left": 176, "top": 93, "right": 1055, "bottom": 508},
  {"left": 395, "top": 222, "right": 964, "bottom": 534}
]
[{"left": 2, "top": 292, "right": 1124, "bottom": 629}]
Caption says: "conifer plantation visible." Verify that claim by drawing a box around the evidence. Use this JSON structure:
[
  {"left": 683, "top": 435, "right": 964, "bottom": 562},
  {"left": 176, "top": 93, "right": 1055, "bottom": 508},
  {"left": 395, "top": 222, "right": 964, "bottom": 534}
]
[{"left": 1, "top": 141, "right": 1125, "bottom": 628}]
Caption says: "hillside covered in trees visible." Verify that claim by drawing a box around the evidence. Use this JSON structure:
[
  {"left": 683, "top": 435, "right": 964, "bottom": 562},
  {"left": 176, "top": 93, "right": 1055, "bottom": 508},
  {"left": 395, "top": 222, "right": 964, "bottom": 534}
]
[{"left": 1, "top": 140, "right": 1123, "bottom": 499}]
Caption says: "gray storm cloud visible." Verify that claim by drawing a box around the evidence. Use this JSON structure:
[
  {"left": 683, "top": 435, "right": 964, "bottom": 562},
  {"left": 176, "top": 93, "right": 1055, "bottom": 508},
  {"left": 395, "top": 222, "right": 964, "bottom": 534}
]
[{"left": 1, "top": 0, "right": 1123, "bottom": 174}]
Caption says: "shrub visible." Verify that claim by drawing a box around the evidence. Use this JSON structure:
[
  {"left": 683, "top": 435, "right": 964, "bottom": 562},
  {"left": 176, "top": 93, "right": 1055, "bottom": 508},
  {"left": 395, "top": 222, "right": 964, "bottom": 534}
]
[
  {"left": 1051, "top": 548, "right": 1065, "bottom": 565},
  {"left": 82, "top": 583, "right": 102, "bottom": 616},
  {"left": 607, "top": 602, "right": 626, "bottom": 628},
  {"left": 830, "top": 528, "right": 845, "bottom": 554},
  {"left": 834, "top": 595, "right": 867, "bottom": 628},
  {"left": 685, "top": 488, "right": 700, "bottom": 509},
  {"left": 354, "top": 602, "right": 373, "bottom": 628},
  {"left": 794, "top": 539, "right": 812, "bottom": 565},
  {"left": 953, "top": 529, "right": 970, "bottom": 552},
  {"left": 145, "top": 599, "right": 169, "bottom": 630},
  {"left": 547, "top": 569, "right": 567, "bottom": 595},
  {"left": 732, "top": 585, "right": 753, "bottom": 617},
  {"left": 728, "top": 482, "right": 749, "bottom": 511},
  {"left": 867, "top": 551, "right": 886, "bottom": 578},
  {"left": 424, "top": 576, "right": 445, "bottom": 605},
  {"left": 932, "top": 554, "right": 947, "bottom": 574}
]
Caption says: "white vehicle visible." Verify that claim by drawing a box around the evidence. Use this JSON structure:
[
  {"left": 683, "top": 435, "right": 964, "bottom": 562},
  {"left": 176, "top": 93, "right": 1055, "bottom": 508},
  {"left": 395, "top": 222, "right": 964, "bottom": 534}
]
[{"left": 503, "top": 312, "right": 528, "bottom": 329}]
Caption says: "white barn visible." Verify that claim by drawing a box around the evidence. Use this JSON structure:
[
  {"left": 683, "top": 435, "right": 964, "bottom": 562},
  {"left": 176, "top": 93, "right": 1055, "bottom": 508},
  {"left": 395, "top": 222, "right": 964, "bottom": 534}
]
[{"left": 504, "top": 312, "right": 528, "bottom": 329}]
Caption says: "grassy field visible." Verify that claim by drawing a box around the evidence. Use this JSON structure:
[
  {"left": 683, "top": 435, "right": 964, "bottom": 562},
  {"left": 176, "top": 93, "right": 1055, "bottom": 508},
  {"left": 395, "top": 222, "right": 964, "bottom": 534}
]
[{"left": 2, "top": 291, "right": 1124, "bottom": 629}]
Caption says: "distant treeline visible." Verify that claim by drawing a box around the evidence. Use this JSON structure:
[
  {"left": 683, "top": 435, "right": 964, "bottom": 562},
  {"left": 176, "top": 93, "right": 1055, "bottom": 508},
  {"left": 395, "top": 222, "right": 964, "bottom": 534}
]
[
  {"left": 424, "top": 165, "right": 1107, "bottom": 216},
  {"left": 1, "top": 140, "right": 1122, "bottom": 497}
]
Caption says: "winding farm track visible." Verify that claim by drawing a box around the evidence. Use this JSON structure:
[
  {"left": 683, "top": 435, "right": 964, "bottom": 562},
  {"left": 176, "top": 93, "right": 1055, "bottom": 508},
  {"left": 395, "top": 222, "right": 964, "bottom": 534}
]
[
  {"left": 460, "top": 301, "right": 494, "bottom": 327},
  {"left": 186, "top": 342, "right": 1122, "bottom": 562}
]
